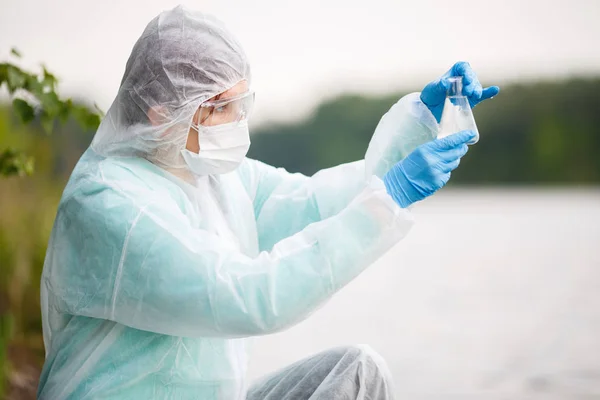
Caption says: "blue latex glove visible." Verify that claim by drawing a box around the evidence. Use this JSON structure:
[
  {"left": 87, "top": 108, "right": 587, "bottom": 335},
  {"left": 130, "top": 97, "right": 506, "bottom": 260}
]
[
  {"left": 421, "top": 61, "right": 500, "bottom": 123},
  {"left": 383, "top": 130, "right": 475, "bottom": 208}
]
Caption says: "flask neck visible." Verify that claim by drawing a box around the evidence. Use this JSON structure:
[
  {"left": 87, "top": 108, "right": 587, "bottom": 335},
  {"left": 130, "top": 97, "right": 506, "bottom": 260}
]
[{"left": 447, "top": 77, "right": 463, "bottom": 97}]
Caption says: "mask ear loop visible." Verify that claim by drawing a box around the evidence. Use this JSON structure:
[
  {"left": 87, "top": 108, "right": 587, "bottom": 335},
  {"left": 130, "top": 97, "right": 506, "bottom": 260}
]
[{"left": 184, "top": 97, "right": 210, "bottom": 156}]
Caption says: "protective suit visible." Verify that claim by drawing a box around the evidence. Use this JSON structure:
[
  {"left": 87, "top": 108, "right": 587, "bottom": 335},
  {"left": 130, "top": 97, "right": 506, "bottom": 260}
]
[{"left": 38, "top": 5, "right": 438, "bottom": 399}]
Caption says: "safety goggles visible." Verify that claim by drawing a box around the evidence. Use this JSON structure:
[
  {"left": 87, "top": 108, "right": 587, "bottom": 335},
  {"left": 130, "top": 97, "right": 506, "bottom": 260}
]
[{"left": 198, "top": 91, "right": 255, "bottom": 126}]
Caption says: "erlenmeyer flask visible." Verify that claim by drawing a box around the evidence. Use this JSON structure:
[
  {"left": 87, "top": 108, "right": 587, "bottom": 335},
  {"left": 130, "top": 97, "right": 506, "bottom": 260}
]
[{"left": 438, "top": 76, "right": 479, "bottom": 144}]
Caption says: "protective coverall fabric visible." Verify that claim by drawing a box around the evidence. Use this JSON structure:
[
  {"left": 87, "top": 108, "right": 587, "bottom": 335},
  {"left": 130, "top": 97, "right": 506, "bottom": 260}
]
[
  {"left": 365, "top": 93, "right": 439, "bottom": 179},
  {"left": 37, "top": 5, "right": 440, "bottom": 400},
  {"left": 38, "top": 149, "right": 412, "bottom": 399}
]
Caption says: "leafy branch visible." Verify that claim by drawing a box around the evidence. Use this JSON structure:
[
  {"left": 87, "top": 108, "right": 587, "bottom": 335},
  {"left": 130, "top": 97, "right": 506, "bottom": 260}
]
[{"left": 0, "top": 48, "right": 102, "bottom": 177}]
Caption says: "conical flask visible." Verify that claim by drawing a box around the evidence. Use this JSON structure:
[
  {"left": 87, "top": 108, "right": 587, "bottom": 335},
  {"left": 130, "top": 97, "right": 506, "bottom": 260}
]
[{"left": 438, "top": 76, "right": 479, "bottom": 144}]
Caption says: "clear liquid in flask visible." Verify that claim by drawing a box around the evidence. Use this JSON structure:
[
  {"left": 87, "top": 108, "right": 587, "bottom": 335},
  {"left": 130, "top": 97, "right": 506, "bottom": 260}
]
[{"left": 438, "top": 76, "right": 479, "bottom": 145}]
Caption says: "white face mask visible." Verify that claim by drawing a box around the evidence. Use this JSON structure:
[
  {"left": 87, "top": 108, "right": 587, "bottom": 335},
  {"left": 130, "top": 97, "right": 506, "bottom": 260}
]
[{"left": 181, "top": 120, "right": 251, "bottom": 176}]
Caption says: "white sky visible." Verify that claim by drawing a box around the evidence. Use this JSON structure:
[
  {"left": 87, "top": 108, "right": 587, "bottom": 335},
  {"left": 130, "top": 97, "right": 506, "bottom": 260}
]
[{"left": 1, "top": 0, "right": 599, "bottom": 125}]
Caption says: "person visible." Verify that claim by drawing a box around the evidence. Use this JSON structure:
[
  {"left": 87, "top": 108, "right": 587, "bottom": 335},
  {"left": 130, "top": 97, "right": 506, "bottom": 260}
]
[{"left": 37, "top": 5, "right": 499, "bottom": 400}]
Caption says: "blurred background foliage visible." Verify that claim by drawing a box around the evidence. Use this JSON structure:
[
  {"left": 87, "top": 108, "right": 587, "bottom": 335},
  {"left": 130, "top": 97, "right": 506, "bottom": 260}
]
[
  {"left": 0, "top": 63, "right": 599, "bottom": 397},
  {"left": 248, "top": 78, "right": 600, "bottom": 183},
  {"left": 0, "top": 52, "right": 101, "bottom": 398},
  {"left": 0, "top": 49, "right": 101, "bottom": 177}
]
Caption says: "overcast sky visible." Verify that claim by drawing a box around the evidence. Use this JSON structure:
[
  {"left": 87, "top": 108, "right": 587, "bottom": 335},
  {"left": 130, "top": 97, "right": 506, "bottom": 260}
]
[{"left": 1, "top": 0, "right": 599, "bottom": 124}]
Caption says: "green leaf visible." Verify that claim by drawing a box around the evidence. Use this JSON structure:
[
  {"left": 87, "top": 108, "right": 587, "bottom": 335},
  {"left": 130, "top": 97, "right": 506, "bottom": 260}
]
[
  {"left": 0, "top": 148, "right": 34, "bottom": 177},
  {"left": 0, "top": 63, "right": 7, "bottom": 85},
  {"left": 12, "top": 98, "right": 35, "bottom": 123},
  {"left": 37, "top": 91, "right": 61, "bottom": 117},
  {"left": 22, "top": 156, "right": 34, "bottom": 175},
  {"left": 74, "top": 105, "right": 87, "bottom": 121},
  {"left": 41, "top": 65, "right": 58, "bottom": 90},
  {"left": 86, "top": 112, "right": 101, "bottom": 130},
  {"left": 6, "top": 66, "right": 26, "bottom": 93},
  {"left": 57, "top": 100, "right": 72, "bottom": 124},
  {"left": 40, "top": 111, "right": 54, "bottom": 134},
  {"left": 10, "top": 48, "right": 22, "bottom": 58},
  {"left": 24, "top": 74, "right": 41, "bottom": 94},
  {"left": 67, "top": 104, "right": 100, "bottom": 131}
]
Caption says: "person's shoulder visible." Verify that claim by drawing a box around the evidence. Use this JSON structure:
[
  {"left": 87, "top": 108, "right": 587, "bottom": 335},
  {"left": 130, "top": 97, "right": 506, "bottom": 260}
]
[
  {"left": 63, "top": 149, "right": 178, "bottom": 211},
  {"left": 56, "top": 151, "right": 196, "bottom": 238}
]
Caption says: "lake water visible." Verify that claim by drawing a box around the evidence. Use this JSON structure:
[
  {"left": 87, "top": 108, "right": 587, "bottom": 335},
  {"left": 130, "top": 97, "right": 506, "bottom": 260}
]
[{"left": 248, "top": 188, "right": 600, "bottom": 399}]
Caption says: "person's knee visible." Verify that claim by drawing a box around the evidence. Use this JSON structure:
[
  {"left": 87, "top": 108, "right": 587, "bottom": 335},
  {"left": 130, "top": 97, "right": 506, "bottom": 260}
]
[
  {"left": 338, "top": 344, "right": 392, "bottom": 378},
  {"left": 337, "top": 345, "right": 394, "bottom": 398}
]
